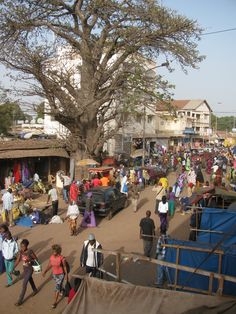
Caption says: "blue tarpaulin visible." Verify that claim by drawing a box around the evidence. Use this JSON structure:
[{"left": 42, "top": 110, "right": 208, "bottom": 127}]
[
  {"left": 165, "top": 239, "right": 236, "bottom": 296},
  {"left": 197, "top": 208, "right": 236, "bottom": 246},
  {"left": 15, "top": 216, "right": 33, "bottom": 228}
]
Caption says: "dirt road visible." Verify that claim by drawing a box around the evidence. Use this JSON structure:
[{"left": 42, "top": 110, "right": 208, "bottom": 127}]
[{"left": 0, "top": 172, "right": 190, "bottom": 314}]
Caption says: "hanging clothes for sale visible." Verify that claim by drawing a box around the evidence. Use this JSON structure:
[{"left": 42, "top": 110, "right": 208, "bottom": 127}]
[
  {"left": 21, "top": 162, "right": 30, "bottom": 185},
  {"left": 14, "top": 162, "right": 21, "bottom": 183}
]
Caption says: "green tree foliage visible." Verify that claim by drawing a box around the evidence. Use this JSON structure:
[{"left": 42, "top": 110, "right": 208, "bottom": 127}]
[
  {"left": 0, "top": 0, "right": 204, "bottom": 156},
  {"left": 0, "top": 101, "right": 27, "bottom": 135},
  {"left": 36, "top": 102, "right": 45, "bottom": 120},
  {"left": 211, "top": 114, "right": 236, "bottom": 132}
]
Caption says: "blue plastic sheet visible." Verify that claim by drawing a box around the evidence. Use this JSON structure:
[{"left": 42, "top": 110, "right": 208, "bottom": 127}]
[
  {"left": 165, "top": 239, "right": 236, "bottom": 296},
  {"left": 15, "top": 216, "right": 33, "bottom": 228},
  {"left": 197, "top": 208, "right": 236, "bottom": 246}
]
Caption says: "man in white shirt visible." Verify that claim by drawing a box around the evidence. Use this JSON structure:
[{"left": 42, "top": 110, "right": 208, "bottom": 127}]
[
  {"left": 47, "top": 185, "right": 59, "bottom": 217},
  {"left": 33, "top": 173, "right": 40, "bottom": 183},
  {"left": 2, "top": 231, "right": 18, "bottom": 286},
  {"left": 158, "top": 195, "right": 169, "bottom": 234},
  {"left": 212, "top": 164, "right": 219, "bottom": 173},
  {"left": 80, "top": 234, "right": 103, "bottom": 277},
  {"left": 62, "top": 174, "right": 71, "bottom": 203},
  {"left": 2, "top": 188, "right": 14, "bottom": 226}
]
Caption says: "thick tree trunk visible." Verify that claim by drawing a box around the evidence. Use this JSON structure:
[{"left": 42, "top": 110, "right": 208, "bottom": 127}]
[{"left": 71, "top": 148, "right": 91, "bottom": 180}]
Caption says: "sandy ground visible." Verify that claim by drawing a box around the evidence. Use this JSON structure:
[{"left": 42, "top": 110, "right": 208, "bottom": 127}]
[{"left": 0, "top": 171, "right": 191, "bottom": 314}]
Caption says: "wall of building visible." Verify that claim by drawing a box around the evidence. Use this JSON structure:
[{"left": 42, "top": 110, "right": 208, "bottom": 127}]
[{"left": 156, "top": 101, "right": 211, "bottom": 137}]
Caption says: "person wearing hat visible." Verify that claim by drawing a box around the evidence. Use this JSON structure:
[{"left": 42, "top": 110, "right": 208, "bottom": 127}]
[{"left": 80, "top": 234, "right": 103, "bottom": 277}]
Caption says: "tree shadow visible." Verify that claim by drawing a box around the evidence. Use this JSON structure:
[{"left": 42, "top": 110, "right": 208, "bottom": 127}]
[
  {"left": 168, "top": 213, "right": 190, "bottom": 240},
  {"left": 66, "top": 250, "right": 77, "bottom": 267},
  {"left": 31, "top": 238, "right": 53, "bottom": 254},
  {"left": 14, "top": 229, "right": 32, "bottom": 240},
  {"left": 30, "top": 238, "right": 54, "bottom": 264},
  {"left": 138, "top": 198, "right": 149, "bottom": 210},
  {"left": 36, "top": 248, "right": 53, "bottom": 265},
  {"left": 98, "top": 246, "right": 157, "bottom": 286}
]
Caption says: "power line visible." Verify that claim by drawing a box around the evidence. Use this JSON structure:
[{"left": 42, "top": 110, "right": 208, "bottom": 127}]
[
  {"left": 213, "top": 111, "right": 236, "bottom": 114},
  {"left": 202, "top": 27, "right": 236, "bottom": 36}
]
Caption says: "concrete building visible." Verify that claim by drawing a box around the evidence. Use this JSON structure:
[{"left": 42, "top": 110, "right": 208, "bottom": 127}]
[
  {"left": 156, "top": 99, "right": 212, "bottom": 148},
  {"left": 106, "top": 99, "right": 213, "bottom": 155},
  {"left": 105, "top": 106, "right": 156, "bottom": 156}
]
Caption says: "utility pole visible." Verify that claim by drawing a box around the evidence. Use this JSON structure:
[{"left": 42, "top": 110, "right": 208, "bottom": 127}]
[{"left": 142, "top": 106, "right": 146, "bottom": 167}]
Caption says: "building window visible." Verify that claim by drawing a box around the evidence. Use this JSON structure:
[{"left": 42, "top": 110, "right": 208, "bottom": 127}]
[
  {"left": 136, "top": 114, "right": 142, "bottom": 124},
  {"left": 196, "top": 127, "right": 200, "bottom": 132},
  {"left": 204, "top": 114, "right": 209, "bottom": 120},
  {"left": 187, "top": 112, "right": 190, "bottom": 116},
  {"left": 196, "top": 114, "right": 200, "bottom": 120},
  {"left": 147, "top": 115, "right": 153, "bottom": 123},
  {"left": 192, "top": 113, "right": 195, "bottom": 117},
  {"left": 122, "top": 112, "right": 129, "bottom": 122}
]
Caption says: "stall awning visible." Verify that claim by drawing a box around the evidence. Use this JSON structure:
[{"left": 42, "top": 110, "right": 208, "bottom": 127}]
[
  {"left": 88, "top": 167, "right": 113, "bottom": 173},
  {"left": 0, "top": 148, "right": 69, "bottom": 159}
]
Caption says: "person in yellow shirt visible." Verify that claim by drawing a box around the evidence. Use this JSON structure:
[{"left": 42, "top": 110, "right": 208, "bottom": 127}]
[
  {"left": 100, "top": 175, "right": 110, "bottom": 187},
  {"left": 158, "top": 177, "right": 168, "bottom": 190}
]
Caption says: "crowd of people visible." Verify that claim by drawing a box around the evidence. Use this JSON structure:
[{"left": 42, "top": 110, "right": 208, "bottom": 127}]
[{"left": 1, "top": 144, "right": 236, "bottom": 307}]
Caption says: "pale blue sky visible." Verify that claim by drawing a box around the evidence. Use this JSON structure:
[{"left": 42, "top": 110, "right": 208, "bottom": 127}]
[
  {"left": 159, "top": 0, "right": 236, "bottom": 114},
  {"left": 0, "top": 0, "right": 236, "bottom": 115}
]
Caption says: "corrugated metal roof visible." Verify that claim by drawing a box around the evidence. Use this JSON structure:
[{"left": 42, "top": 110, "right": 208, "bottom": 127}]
[
  {"left": 0, "top": 148, "right": 69, "bottom": 159},
  {"left": 156, "top": 99, "right": 212, "bottom": 112},
  {"left": 183, "top": 100, "right": 205, "bottom": 110},
  {"left": 172, "top": 100, "right": 190, "bottom": 109},
  {"left": 0, "top": 139, "right": 64, "bottom": 151}
]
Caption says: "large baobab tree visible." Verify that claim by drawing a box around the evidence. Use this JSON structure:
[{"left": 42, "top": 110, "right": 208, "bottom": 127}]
[{"left": 0, "top": 0, "right": 203, "bottom": 159}]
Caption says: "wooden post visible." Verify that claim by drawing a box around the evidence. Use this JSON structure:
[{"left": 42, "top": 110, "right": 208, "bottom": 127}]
[
  {"left": 217, "top": 253, "right": 223, "bottom": 295},
  {"left": 93, "top": 248, "right": 236, "bottom": 287},
  {"left": 217, "top": 276, "right": 224, "bottom": 296},
  {"left": 48, "top": 157, "right": 51, "bottom": 178},
  {"left": 174, "top": 247, "right": 180, "bottom": 289},
  {"left": 195, "top": 208, "right": 198, "bottom": 232},
  {"left": 218, "top": 253, "right": 222, "bottom": 275},
  {"left": 208, "top": 273, "right": 214, "bottom": 295},
  {"left": 116, "top": 253, "right": 121, "bottom": 282}
]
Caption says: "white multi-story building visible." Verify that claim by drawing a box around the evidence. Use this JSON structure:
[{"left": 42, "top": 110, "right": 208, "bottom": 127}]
[
  {"left": 155, "top": 99, "right": 212, "bottom": 147},
  {"left": 156, "top": 99, "right": 212, "bottom": 135}
]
